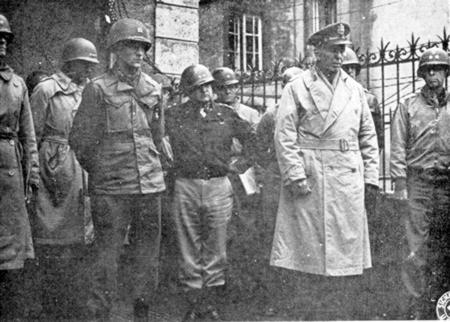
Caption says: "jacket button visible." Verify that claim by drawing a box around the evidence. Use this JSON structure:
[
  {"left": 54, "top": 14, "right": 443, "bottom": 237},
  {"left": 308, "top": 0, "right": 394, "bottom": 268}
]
[
  {"left": 8, "top": 170, "right": 15, "bottom": 176},
  {"left": 9, "top": 140, "right": 14, "bottom": 146}
]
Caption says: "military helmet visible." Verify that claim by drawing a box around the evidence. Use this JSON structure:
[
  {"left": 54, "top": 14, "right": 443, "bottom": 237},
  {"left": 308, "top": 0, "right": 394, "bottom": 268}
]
[
  {"left": 107, "top": 18, "right": 152, "bottom": 51},
  {"left": 0, "top": 14, "right": 13, "bottom": 43},
  {"left": 417, "top": 47, "right": 450, "bottom": 78},
  {"left": 180, "top": 64, "right": 214, "bottom": 93},
  {"left": 212, "top": 67, "right": 239, "bottom": 87},
  {"left": 342, "top": 47, "right": 361, "bottom": 74},
  {"left": 62, "top": 38, "right": 99, "bottom": 64}
]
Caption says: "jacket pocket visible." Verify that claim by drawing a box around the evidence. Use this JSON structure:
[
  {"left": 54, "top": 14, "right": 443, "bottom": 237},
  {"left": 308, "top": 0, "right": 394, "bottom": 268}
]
[{"left": 104, "top": 96, "right": 132, "bottom": 132}]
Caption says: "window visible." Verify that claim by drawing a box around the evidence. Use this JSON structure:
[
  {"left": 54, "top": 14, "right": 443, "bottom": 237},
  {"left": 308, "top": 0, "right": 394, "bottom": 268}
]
[
  {"left": 310, "top": 0, "right": 337, "bottom": 33},
  {"left": 227, "top": 14, "right": 263, "bottom": 71}
]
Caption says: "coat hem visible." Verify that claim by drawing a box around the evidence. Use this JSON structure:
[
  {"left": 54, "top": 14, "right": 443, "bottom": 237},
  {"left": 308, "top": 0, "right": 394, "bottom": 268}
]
[{"left": 270, "top": 259, "right": 371, "bottom": 276}]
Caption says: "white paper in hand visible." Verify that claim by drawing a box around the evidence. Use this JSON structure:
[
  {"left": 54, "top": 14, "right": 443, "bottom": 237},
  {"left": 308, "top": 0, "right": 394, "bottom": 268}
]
[{"left": 238, "top": 166, "right": 261, "bottom": 195}]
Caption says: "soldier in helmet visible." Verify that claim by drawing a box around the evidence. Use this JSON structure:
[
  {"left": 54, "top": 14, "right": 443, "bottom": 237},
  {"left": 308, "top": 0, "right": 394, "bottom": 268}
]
[
  {"left": 212, "top": 67, "right": 260, "bottom": 128},
  {"left": 211, "top": 67, "right": 259, "bottom": 240},
  {"left": 27, "top": 37, "right": 98, "bottom": 318},
  {"left": 342, "top": 47, "right": 384, "bottom": 150},
  {"left": 390, "top": 47, "right": 450, "bottom": 319},
  {"left": 69, "top": 18, "right": 165, "bottom": 321},
  {"left": 0, "top": 14, "right": 39, "bottom": 319},
  {"left": 166, "top": 64, "right": 256, "bottom": 321}
]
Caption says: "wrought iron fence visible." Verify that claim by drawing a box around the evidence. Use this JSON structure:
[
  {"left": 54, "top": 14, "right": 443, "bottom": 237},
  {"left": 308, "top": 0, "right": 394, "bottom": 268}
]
[{"left": 236, "top": 28, "right": 450, "bottom": 192}]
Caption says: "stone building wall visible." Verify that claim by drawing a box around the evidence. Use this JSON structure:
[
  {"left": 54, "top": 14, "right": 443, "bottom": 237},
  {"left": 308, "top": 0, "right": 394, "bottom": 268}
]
[
  {"left": 0, "top": 0, "right": 104, "bottom": 77},
  {"left": 154, "top": 0, "right": 199, "bottom": 76},
  {"left": 0, "top": 0, "right": 200, "bottom": 79}
]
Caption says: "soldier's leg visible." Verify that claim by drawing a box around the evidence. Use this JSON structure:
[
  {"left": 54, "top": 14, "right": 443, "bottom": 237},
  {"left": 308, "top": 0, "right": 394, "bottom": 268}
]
[
  {"left": 172, "top": 178, "right": 204, "bottom": 318},
  {"left": 127, "top": 193, "right": 162, "bottom": 320},
  {"left": 202, "top": 177, "right": 233, "bottom": 319},
  {"left": 86, "top": 194, "right": 131, "bottom": 319},
  {"left": 426, "top": 178, "right": 450, "bottom": 318},
  {"left": 400, "top": 175, "right": 433, "bottom": 319},
  {"left": 259, "top": 170, "right": 282, "bottom": 314}
]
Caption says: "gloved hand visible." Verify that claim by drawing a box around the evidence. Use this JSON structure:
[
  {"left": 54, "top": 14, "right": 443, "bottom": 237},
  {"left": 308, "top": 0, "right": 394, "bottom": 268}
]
[
  {"left": 364, "top": 183, "right": 378, "bottom": 213},
  {"left": 393, "top": 178, "right": 408, "bottom": 200},
  {"left": 287, "top": 178, "right": 311, "bottom": 198}
]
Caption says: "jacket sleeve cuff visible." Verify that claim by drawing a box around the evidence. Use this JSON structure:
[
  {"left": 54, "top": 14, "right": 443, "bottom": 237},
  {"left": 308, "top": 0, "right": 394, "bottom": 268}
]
[{"left": 282, "top": 165, "right": 307, "bottom": 186}]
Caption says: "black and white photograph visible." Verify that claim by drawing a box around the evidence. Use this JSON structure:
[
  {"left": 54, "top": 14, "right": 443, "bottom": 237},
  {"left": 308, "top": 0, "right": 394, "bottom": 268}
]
[{"left": 0, "top": 0, "right": 449, "bottom": 321}]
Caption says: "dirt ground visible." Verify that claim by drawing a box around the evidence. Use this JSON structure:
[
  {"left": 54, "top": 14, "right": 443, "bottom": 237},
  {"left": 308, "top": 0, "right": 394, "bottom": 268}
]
[
  {"left": 137, "top": 192, "right": 407, "bottom": 322},
  {"left": 18, "top": 192, "right": 411, "bottom": 321}
]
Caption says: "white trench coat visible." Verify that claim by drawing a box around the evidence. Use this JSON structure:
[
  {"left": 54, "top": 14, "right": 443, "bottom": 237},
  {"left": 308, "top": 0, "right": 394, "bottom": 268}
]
[{"left": 271, "top": 69, "right": 379, "bottom": 276}]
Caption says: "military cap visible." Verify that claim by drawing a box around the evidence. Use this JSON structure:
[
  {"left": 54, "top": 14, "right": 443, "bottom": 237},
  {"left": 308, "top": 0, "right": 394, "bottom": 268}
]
[{"left": 307, "top": 22, "right": 351, "bottom": 48}]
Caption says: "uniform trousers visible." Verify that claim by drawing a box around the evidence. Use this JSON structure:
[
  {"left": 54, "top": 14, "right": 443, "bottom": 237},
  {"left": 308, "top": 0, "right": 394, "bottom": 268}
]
[
  {"left": 87, "top": 194, "right": 161, "bottom": 317},
  {"left": 401, "top": 172, "right": 450, "bottom": 318},
  {"left": 173, "top": 177, "right": 233, "bottom": 291}
]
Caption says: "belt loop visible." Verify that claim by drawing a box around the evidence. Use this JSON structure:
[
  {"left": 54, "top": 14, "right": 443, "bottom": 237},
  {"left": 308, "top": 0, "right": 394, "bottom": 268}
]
[{"left": 340, "top": 139, "right": 349, "bottom": 152}]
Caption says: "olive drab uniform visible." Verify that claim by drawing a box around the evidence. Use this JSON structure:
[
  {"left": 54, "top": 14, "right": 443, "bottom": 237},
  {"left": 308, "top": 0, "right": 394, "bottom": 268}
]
[
  {"left": 70, "top": 66, "right": 165, "bottom": 316},
  {"left": 391, "top": 84, "right": 450, "bottom": 318},
  {"left": 69, "top": 18, "right": 165, "bottom": 319}
]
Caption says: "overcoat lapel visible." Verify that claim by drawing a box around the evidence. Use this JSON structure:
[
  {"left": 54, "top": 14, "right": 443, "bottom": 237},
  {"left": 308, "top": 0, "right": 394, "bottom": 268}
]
[
  {"left": 322, "top": 72, "right": 351, "bottom": 132},
  {"left": 306, "top": 73, "right": 333, "bottom": 120},
  {"left": 299, "top": 70, "right": 333, "bottom": 135}
]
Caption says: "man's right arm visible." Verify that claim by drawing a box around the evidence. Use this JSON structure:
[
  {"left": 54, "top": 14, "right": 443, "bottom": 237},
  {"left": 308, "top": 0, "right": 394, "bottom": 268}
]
[
  {"left": 69, "top": 82, "right": 104, "bottom": 174},
  {"left": 390, "top": 101, "right": 409, "bottom": 199},
  {"left": 274, "top": 84, "right": 310, "bottom": 195}
]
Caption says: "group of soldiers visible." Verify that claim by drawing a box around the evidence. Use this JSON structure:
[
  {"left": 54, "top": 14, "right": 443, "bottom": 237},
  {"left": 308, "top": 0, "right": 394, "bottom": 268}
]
[{"left": 0, "top": 10, "right": 449, "bottom": 322}]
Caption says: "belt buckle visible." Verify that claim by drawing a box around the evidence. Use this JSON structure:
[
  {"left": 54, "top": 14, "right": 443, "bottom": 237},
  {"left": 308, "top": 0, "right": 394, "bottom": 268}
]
[{"left": 340, "top": 139, "right": 349, "bottom": 152}]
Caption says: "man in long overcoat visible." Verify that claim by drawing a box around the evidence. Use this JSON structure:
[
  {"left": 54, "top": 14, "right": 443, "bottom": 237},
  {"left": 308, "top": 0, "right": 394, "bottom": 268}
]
[
  {"left": 29, "top": 37, "right": 98, "bottom": 318},
  {"left": 271, "top": 23, "right": 379, "bottom": 319},
  {"left": 0, "top": 14, "right": 39, "bottom": 319}
]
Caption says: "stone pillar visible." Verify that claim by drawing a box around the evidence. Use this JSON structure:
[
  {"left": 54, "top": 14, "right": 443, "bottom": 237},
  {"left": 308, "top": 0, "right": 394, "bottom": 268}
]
[{"left": 154, "top": 0, "right": 199, "bottom": 76}]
